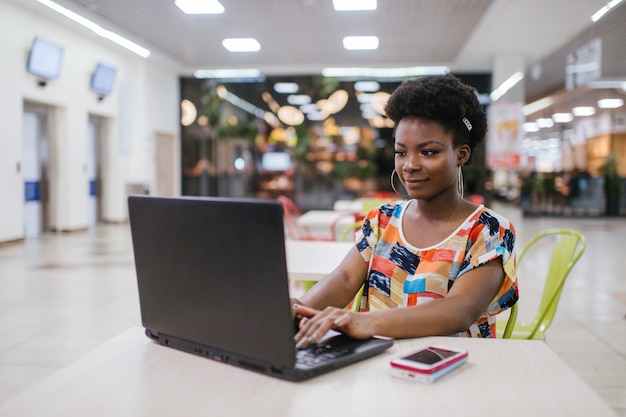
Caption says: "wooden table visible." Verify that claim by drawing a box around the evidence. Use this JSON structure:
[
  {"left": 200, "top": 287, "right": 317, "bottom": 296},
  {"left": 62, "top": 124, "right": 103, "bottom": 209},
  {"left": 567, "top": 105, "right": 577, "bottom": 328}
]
[{"left": 0, "top": 327, "right": 616, "bottom": 417}]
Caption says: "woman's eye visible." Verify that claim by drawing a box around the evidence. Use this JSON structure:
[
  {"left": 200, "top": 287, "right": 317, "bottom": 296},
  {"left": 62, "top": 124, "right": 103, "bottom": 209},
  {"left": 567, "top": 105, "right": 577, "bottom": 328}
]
[
  {"left": 422, "top": 150, "right": 438, "bottom": 156},
  {"left": 394, "top": 150, "right": 406, "bottom": 156}
]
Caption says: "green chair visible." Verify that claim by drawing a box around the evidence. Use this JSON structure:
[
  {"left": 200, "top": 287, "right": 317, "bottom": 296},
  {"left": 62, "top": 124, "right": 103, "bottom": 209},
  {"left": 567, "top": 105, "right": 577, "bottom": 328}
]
[
  {"left": 497, "top": 228, "right": 586, "bottom": 340},
  {"left": 501, "top": 302, "right": 518, "bottom": 339},
  {"left": 337, "top": 220, "right": 365, "bottom": 242},
  {"left": 346, "top": 284, "right": 365, "bottom": 312}
]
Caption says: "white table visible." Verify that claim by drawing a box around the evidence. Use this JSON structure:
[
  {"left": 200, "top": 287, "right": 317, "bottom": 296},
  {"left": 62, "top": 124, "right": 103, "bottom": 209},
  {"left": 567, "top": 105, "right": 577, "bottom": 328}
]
[
  {"left": 0, "top": 327, "right": 616, "bottom": 417},
  {"left": 296, "top": 210, "right": 359, "bottom": 240},
  {"left": 285, "top": 239, "right": 353, "bottom": 282},
  {"left": 333, "top": 199, "right": 365, "bottom": 212}
]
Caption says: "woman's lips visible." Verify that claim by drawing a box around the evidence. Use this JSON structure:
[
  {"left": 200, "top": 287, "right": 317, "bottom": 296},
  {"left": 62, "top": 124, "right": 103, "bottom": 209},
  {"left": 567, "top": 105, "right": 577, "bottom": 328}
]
[{"left": 403, "top": 177, "right": 428, "bottom": 185}]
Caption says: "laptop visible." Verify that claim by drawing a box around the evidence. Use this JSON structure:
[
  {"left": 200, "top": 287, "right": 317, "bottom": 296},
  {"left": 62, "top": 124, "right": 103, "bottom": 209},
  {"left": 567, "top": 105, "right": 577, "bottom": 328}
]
[{"left": 127, "top": 195, "right": 393, "bottom": 381}]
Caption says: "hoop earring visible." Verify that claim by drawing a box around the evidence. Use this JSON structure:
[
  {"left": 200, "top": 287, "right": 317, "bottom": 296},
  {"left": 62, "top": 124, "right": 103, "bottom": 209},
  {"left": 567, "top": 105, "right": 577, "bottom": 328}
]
[
  {"left": 390, "top": 169, "right": 405, "bottom": 197},
  {"left": 458, "top": 167, "right": 464, "bottom": 199}
]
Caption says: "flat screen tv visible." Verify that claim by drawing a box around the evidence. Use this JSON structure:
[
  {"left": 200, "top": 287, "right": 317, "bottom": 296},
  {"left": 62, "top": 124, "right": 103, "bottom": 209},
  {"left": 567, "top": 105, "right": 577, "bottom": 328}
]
[
  {"left": 91, "top": 62, "right": 117, "bottom": 96},
  {"left": 27, "top": 36, "right": 64, "bottom": 80},
  {"left": 261, "top": 152, "right": 292, "bottom": 171}
]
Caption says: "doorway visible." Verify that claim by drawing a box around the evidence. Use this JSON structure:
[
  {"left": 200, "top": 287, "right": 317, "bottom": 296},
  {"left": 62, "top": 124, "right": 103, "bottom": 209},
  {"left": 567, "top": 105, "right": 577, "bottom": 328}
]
[
  {"left": 87, "top": 116, "right": 105, "bottom": 227},
  {"left": 22, "top": 104, "right": 51, "bottom": 238}
]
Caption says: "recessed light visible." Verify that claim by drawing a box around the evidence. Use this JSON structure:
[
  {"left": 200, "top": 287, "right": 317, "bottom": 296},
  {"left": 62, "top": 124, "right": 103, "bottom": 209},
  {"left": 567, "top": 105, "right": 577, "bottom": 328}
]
[
  {"left": 274, "top": 82, "right": 299, "bottom": 94},
  {"left": 333, "top": 0, "right": 377, "bottom": 11},
  {"left": 572, "top": 106, "right": 596, "bottom": 117},
  {"left": 523, "top": 122, "right": 540, "bottom": 132},
  {"left": 354, "top": 81, "right": 380, "bottom": 92},
  {"left": 322, "top": 66, "right": 448, "bottom": 78},
  {"left": 598, "top": 98, "right": 624, "bottom": 108},
  {"left": 343, "top": 36, "right": 379, "bottom": 50},
  {"left": 536, "top": 118, "right": 555, "bottom": 128},
  {"left": 591, "top": 0, "right": 623, "bottom": 22},
  {"left": 287, "top": 95, "right": 312, "bottom": 105},
  {"left": 175, "top": 0, "right": 225, "bottom": 14},
  {"left": 552, "top": 113, "right": 574, "bottom": 123},
  {"left": 194, "top": 68, "right": 261, "bottom": 79},
  {"left": 222, "top": 38, "right": 261, "bottom": 52}
]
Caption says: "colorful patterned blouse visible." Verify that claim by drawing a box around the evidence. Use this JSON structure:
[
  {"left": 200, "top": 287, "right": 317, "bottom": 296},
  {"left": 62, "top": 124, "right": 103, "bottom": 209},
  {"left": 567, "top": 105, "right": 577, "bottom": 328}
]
[{"left": 354, "top": 200, "right": 518, "bottom": 338}]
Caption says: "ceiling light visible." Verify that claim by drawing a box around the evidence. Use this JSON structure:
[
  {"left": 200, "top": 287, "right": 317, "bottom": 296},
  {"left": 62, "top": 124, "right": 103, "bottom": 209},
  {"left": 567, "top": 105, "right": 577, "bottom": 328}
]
[
  {"left": 322, "top": 66, "right": 449, "bottom": 79},
  {"left": 522, "top": 97, "right": 554, "bottom": 116},
  {"left": 180, "top": 99, "right": 198, "bottom": 126},
  {"left": 523, "top": 122, "right": 539, "bottom": 133},
  {"left": 333, "top": 0, "right": 377, "bottom": 11},
  {"left": 37, "top": 0, "right": 150, "bottom": 57},
  {"left": 552, "top": 112, "right": 574, "bottom": 123},
  {"left": 354, "top": 81, "right": 380, "bottom": 92},
  {"left": 587, "top": 79, "right": 626, "bottom": 90},
  {"left": 222, "top": 38, "right": 261, "bottom": 52},
  {"left": 598, "top": 98, "right": 624, "bottom": 108},
  {"left": 277, "top": 106, "right": 305, "bottom": 126},
  {"left": 371, "top": 91, "right": 390, "bottom": 115},
  {"left": 194, "top": 68, "right": 261, "bottom": 79},
  {"left": 490, "top": 71, "right": 524, "bottom": 102},
  {"left": 287, "top": 95, "right": 311, "bottom": 105},
  {"left": 306, "top": 111, "right": 327, "bottom": 121},
  {"left": 572, "top": 106, "right": 596, "bottom": 117},
  {"left": 299, "top": 103, "right": 319, "bottom": 114},
  {"left": 274, "top": 82, "right": 299, "bottom": 94},
  {"left": 343, "top": 36, "right": 379, "bottom": 50},
  {"left": 536, "top": 118, "right": 555, "bottom": 128},
  {"left": 591, "top": 0, "right": 623, "bottom": 22},
  {"left": 220, "top": 89, "right": 267, "bottom": 118},
  {"left": 325, "top": 90, "right": 349, "bottom": 114},
  {"left": 175, "top": 0, "right": 225, "bottom": 14},
  {"left": 356, "top": 93, "right": 374, "bottom": 103}
]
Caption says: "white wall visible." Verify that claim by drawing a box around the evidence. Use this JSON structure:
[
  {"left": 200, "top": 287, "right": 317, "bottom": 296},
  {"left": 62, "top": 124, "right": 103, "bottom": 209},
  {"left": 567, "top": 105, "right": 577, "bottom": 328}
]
[{"left": 0, "top": 0, "right": 180, "bottom": 241}]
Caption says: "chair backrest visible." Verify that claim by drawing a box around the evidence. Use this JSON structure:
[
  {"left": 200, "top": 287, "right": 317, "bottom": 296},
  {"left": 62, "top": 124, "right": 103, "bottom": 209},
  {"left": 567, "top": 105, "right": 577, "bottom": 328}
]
[
  {"left": 518, "top": 228, "right": 586, "bottom": 339},
  {"left": 501, "top": 302, "right": 518, "bottom": 339},
  {"left": 336, "top": 218, "right": 365, "bottom": 242}
]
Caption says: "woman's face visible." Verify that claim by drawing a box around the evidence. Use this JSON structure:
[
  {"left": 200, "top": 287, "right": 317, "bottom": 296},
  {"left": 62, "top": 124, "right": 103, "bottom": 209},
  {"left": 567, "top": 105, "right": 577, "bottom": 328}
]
[{"left": 394, "top": 117, "right": 468, "bottom": 200}]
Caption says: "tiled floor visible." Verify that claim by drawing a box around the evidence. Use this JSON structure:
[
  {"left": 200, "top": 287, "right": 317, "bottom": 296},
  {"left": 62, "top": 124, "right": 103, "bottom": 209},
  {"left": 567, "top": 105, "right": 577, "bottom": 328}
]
[{"left": 0, "top": 202, "right": 624, "bottom": 415}]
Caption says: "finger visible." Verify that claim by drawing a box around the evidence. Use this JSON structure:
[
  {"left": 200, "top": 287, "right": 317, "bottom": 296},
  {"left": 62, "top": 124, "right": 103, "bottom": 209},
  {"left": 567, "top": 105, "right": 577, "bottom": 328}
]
[
  {"left": 299, "top": 317, "right": 309, "bottom": 329},
  {"left": 295, "top": 313, "right": 333, "bottom": 349},
  {"left": 293, "top": 304, "right": 319, "bottom": 318},
  {"left": 333, "top": 311, "right": 350, "bottom": 327}
]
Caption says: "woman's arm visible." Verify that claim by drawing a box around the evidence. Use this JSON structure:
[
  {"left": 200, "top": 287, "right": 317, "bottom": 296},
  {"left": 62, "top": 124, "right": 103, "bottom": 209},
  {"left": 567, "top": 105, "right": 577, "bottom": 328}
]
[{"left": 294, "top": 258, "right": 505, "bottom": 347}]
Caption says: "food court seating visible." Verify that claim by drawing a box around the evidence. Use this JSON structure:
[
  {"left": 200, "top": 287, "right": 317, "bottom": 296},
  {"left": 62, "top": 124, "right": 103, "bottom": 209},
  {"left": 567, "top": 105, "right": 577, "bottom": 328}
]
[{"left": 497, "top": 228, "right": 586, "bottom": 340}]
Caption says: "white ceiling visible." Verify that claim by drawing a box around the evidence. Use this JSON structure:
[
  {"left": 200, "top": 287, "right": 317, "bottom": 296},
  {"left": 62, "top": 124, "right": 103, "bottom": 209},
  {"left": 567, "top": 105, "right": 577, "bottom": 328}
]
[{"left": 14, "top": 0, "right": 611, "bottom": 76}]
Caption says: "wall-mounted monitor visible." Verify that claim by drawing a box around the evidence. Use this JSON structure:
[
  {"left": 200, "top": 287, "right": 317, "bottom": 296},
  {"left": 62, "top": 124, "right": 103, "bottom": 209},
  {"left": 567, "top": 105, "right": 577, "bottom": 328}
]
[
  {"left": 91, "top": 62, "right": 117, "bottom": 96},
  {"left": 27, "top": 36, "right": 64, "bottom": 82},
  {"left": 261, "top": 151, "right": 292, "bottom": 172}
]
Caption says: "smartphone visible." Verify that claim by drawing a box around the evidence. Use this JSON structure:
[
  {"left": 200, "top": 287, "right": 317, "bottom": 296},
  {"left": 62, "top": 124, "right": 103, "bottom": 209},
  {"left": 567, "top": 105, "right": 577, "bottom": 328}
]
[{"left": 390, "top": 345, "right": 468, "bottom": 383}]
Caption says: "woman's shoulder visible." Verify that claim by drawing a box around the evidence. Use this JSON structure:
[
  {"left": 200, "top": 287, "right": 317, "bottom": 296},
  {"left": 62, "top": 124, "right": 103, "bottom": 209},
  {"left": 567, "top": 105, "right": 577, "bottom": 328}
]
[
  {"left": 470, "top": 205, "right": 516, "bottom": 234},
  {"left": 366, "top": 199, "right": 409, "bottom": 218}
]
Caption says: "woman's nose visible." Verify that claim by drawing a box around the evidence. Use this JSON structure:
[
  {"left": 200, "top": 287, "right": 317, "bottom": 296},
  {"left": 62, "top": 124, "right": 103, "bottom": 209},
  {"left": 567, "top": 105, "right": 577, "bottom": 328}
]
[{"left": 402, "top": 156, "right": 420, "bottom": 171}]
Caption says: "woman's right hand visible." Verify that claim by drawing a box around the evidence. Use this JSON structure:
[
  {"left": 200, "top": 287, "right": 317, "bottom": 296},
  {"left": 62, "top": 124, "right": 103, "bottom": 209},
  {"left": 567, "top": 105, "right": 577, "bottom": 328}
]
[{"left": 292, "top": 304, "right": 376, "bottom": 349}]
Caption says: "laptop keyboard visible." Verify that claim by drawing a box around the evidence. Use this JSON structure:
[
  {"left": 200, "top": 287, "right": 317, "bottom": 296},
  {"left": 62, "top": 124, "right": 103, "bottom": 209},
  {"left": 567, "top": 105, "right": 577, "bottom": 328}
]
[{"left": 295, "top": 336, "right": 353, "bottom": 367}]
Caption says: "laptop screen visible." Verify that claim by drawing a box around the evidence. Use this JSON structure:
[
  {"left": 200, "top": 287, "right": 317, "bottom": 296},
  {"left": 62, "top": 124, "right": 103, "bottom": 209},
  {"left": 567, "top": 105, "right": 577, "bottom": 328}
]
[{"left": 128, "top": 195, "right": 297, "bottom": 370}]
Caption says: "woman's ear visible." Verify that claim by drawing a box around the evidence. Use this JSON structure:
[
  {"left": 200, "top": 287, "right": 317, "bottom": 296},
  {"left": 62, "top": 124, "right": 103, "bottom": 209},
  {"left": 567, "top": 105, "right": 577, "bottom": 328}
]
[{"left": 457, "top": 144, "right": 471, "bottom": 166}]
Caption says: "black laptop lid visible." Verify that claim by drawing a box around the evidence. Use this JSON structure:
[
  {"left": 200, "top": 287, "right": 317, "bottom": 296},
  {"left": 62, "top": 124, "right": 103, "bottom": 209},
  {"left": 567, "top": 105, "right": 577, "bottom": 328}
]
[{"left": 128, "top": 195, "right": 297, "bottom": 371}]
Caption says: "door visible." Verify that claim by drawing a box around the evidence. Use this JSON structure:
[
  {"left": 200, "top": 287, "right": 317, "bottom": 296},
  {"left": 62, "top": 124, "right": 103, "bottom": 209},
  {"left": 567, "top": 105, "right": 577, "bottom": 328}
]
[
  {"left": 87, "top": 116, "right": 103, "bottom": 227},
  {"left": 155, "top": 133, "right": 178, "bottom": 196},
  {"left": 22, "top": 107, "right": 50, "bottom": 238}
]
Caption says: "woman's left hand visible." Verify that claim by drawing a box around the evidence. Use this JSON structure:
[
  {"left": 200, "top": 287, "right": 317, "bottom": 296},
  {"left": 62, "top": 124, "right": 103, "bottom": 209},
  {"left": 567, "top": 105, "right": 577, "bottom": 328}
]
[{"left": 293, "top": 304, "right": 375, "bottom": 349}]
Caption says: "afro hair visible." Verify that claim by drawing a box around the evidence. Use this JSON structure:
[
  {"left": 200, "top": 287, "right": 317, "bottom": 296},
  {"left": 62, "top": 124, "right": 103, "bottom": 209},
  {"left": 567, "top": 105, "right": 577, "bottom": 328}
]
[{"left": 384, "top": 74, "right": 487, "bottom": 162}]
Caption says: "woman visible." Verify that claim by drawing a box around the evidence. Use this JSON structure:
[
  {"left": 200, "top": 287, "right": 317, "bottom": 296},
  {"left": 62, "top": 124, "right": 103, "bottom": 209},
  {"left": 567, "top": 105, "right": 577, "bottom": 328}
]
[{"left": 293, "top": 74, "right": 518, "bottom": 348}]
